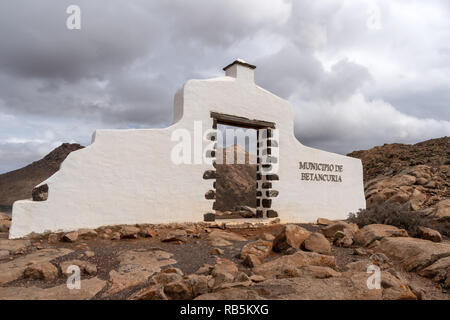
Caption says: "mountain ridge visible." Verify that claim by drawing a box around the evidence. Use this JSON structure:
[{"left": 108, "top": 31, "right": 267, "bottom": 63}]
[{"left": 0, "top": 143, "right": 84, "bottom": 210}]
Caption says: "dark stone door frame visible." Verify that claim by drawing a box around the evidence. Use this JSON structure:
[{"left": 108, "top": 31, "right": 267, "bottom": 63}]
[{"left": 203, "top": 112, "right": 279, "bottom": 221}]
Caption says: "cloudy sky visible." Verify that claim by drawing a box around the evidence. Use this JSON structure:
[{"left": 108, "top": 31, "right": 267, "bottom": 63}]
[{"left": 0, "top": 0, "right": 449, "bottom": 173}]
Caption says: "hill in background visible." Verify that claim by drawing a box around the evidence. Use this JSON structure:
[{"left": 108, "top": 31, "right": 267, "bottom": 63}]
[
  {"left": 348, "top": 137, "right": 450, "bottom": 182},
  {"left": 215, "top": 144, "right": 257, "bottom": 212},
  {"left": 348, "top": 137, "right": 449, "bottom": 220},
  {"left": 0, "top": 143, "right": 84, "bottom": 212}
]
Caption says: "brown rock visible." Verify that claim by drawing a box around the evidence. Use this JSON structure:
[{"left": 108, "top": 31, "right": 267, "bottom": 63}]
[
  {"left": 0, "top": 278, "right": 106, "bottom": 300},
  {"left": 435, "top": 199, "right": 450, "bottom": 219},
  {"left": 272, "top": 224, "right": 311, "bottom": 253},
  {"left": 24, "top": 262, "right": 59, "bottom": 281},
  {"left": 409, "top": 189, "right": 427, "bottom": 211},
  {"left": 321, "top": 221, "right": 358, "bottom": 248},
  {"left": 184, "top": 274, "right": 210, "bottom": 297},
  {"left": 0, "top": 250, "right": 9, "bottom": 259},
  {"left": 212, "top": 272, "right": 235, "bottom": 288},
  {"left": 210, "top": 248, "right": 224, "bottom": 255},
  {"left": 243, "top": 254, "right": 261, "bottom": 268},
  {"left": 32, "top": 184, "right": 48, "bottom": 201},
  {"left": 106, "top": 249, "right": 176, "bottom": 295},
  {"left": 195, "top": 288, "right": 263, "bottom": 300},
  {"left": 236, "top": 272, "right": 251, "bottom": 283},
  {"left": 394, "top": 174, "right": 417, "bottom": 186},
  {"left": 303, "top": 232, "right": 332, "bottom": 255},
  {"left": 367, "top": 239, "right": 381, "bottom": 249},
  {"left": 77, "top": 229, "right": 98, "bottom": 239},
  {"left": 102, "top": 228, "right": 112, "bottom": 234},
  {"left": 353, "top": 248, "right": 369, "bottom": 256},
  {"left": 261, "top": 233, "right": 275, "bottom": 241},
  {"left": 212, "top": 258, "right": 238, "bottom": 277},
  {"left": 253, "top": 250, "right": 336, "bottom": 279},
  {"left": 366, "top": 187, "right": 397, "bottom": 205},
  {"left": 85, "top": 250, "right": 95, "bottom": 258},
  {"left": 424, "top": 181, "right": 437, "bottom": 189},
  {"left": 211, "top": 258, "right": 238, "bottom": 288},
  {"left": 204, "top": 273, "right": 382, "bottom": 300},
  {"left": 418, "top": 256, "right": 450, "bottom": 282},
  {"left": 371, "top": 252, "right": 390, "bottom": 264},
  {"left": 0, "top": 220, "right": 11, "bottom": 232},
  {"left": 111, "top": 232, "right": 121, "bottom": 240},
  {"left": 161, "top": 267, "right": 184, "bottom": 276},
  {"left": 236, "top": 206, "right": 256, "bottom": 218},
  {"left": 415, "top": 177, "right": 428, "bottom": 185},
  {"left": 120, "top": 226, "right": 140, "bottom": 239},
  {"left": 283, "top": 265, "right": 341, "bottom": 279},
  {"left": 378, "top": 237, "right": 450, "bottom": 271},
  {"left": 139, "top": 227, "right": 157, "bottom": 238},
  {"left": 195, "top": 264, "right": 213, "bottom": 275},
  {"left": 249, "top": 275, "right": 265, "bottom": 283},
  {"left": 161, "top": 230, "right": 188, "bottom": 243},
  {"left": 387, "top": 190, "right": 411, "bottom": 204},
  {"left": 47, "top": 234, "right": 59, "bottom": 243},
  {"left": 354, "top": 224, "right": 408, "bottom": 247},
  {"left": 344, "top": 260, "right": 372, "bottom": 272},
  {"left": 153, "top": 272, "right": 183, "bottom": 285},
  {"left": 334, "top": 229, "right": 354, "bottom": 248},
  {"left": 209, "top": 238, "right": 233, "bottom": 247},
  {"left": 407, "top": 283, "right": 426, "bottom": 300},
  {"left": 99, "top": 233, "right": 109, "bottom": 240},
  {"left": 345, "top": 254, "right": 390, "bottom": 273},
  {"left": 164, "top": 280, "right": 193, "bottom": 300},
  {"left": 321, "top": 221, "right": 358, "bottom": 238},
  {"left": 240, "top": 240, "right": 272, "bottom": 260},
  {"left": 417, "top": 226, "right": 442, "bottom": 243},
  {"left": 208, "top": 230, "right": 247, "bottom": 242},
  {"left": 60, "top": 259, "right": 97, "bottom": 276},
  {"left": 62, "top": 231, "right": 78, "bottom": 243},
  {"left": 316, "top": 218, "right": 337, "bottom": 226},
  {"left": 198, "top": 267, "right": 415, "bottom": 300},
  {"left": 130, "top": 284, "right": 167, "bottom": 300},
  {"left": 214, "top": 279, "right": 253, "bottom": 291},
  {"left": 0, "top": 248, "right": 72, "bottom": 285},
  {"left": 380, "top": 272, "right": 417, "bottom": 300}
]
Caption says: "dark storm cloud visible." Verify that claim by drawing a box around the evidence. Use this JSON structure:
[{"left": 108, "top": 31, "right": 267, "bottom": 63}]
[
  {"left": 0, "top": 0, "right": 286, "bottom": 125},
  {"left": 0, "top": 1, "right": 156, "bottom": 81},
  {"left": 370, "top": 86, "right": 450, "bottom": 121},
  {"left": 256, "top": 46, "right": 371, "bottom": 103}
]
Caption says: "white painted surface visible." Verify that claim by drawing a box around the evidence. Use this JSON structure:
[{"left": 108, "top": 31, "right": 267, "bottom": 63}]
[{"left": 10, "top": 61, "right": 366, "bottom": 239}]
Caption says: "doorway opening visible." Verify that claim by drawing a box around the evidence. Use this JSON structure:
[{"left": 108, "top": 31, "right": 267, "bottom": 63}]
[
  {"left": 203, "top": 112, "right": 279, "bottom": 221},
  {"left": 215, "top": 124, "right": 257, "bottom": 219}
]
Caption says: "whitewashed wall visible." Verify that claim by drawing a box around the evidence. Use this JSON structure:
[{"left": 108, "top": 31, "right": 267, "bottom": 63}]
[{"left": 10, "top": 62, "right": 366, "bottom": 239}]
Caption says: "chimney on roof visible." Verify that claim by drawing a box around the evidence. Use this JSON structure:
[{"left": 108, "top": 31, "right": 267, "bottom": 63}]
[{"left": 223, "top": 59, "right": 256, "bottom": 83}]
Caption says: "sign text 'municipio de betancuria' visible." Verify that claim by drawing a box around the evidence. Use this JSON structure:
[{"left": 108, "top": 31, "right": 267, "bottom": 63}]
[{"left": 299, "top": 161, "right": 344, "bottom": 183}]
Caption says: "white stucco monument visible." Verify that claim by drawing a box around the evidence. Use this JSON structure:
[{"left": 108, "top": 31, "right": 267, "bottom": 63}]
[{"left": 10, "top": 60, "right": 366, "bottom": 239}]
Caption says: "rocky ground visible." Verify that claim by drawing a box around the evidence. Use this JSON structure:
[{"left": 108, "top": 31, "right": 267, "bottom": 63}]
[
  {"left": 0, "top": 213, "right": 449, "bottom": 300},
  {"left": 348, "top": 137, "right": 450, "bottom": 217}
]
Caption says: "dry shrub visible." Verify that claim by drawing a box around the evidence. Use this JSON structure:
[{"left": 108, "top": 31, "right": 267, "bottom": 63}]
[{"left": 347, "top": 202, "right": 450, "bottom": 238}]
